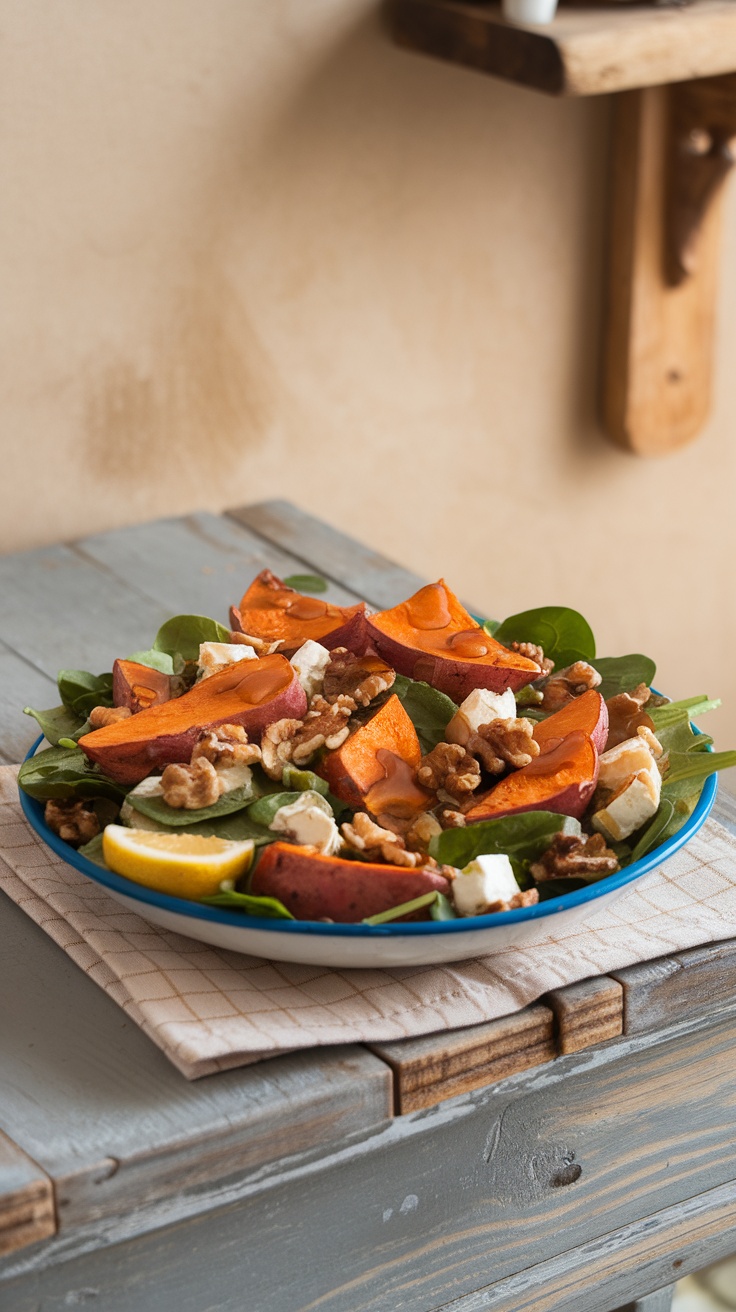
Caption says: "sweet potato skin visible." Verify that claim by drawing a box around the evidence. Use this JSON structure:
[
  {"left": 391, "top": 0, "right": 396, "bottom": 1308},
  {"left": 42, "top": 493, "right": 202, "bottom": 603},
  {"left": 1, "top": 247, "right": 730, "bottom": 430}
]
[
  {"left": 79, "top": 655, "right": 307, "bottom": 785},
  {"left": 366, "top": 580, "right": 540, "bottom": 702},
  {"left": 232, "top": 571, "right": 367, "bottom": 655},
  {"left": 534, "top": 690, "right": 609, "bottom": 755},
  {"left": 113, "top": 659, "right": 172, "bottom": 713},
  {"left": 465, "top": 731, "right": 599, "bottom": 823},
  {"left": 251, "top": 843, "right": 451, "bottom": 922}
]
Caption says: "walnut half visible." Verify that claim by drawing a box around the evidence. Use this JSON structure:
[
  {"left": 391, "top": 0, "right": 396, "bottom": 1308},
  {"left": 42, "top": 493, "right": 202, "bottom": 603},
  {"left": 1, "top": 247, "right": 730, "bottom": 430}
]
[
  {"left": 416, "top": 742, "right": 481, "bottom": 800},
  {"left": 44, "top": 799, "right": 101, "bottom": 846},
  {"left": 260, "top": 696, "right": 353, "bottom": 780},
  {"left": 539, "top": 662, "right": 602, "bottom": 713},
  {"left": 340, "top": 812, "right": 424, "bottom": 868},
  {"left": 192, "top": 723, "right": 261, "bottom": 768},
  {"left": 529, "top": 831, "right": 619, "bottom": 881},
  {"left": 467, "top": 718, "right": 540, "bottom": 775},
  {"left": 161, "top": 758, "right": 222, "bottom": 809},
  {"left": 88, "top": 705, "right": 132, "bottom": 728}
]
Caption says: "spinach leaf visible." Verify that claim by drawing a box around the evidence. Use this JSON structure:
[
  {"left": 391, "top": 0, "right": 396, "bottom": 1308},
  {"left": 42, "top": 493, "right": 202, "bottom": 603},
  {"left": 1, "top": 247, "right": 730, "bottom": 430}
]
[
  {"left": 430, "top": 811, "right": 580, "bottom": 871},
  {"left": 650, "top": 696, "right": 720, "bottom": 731},
  {"left": 492, "top": 607, "right": 595, "bottom": 670},
  {"left": 57, "top": 670, "right": 114, "bottom": 717},
  {"left": 247, "top": 790, "right": 334, "bottom": 828},
  {"left": 281, "top": 574, "right": 328, "bottom": 593},
  {"left": 662, "top": 748, "right": 736, "bottom": 788},
  {"left": 151, "top": 615, "right": 230, "bottom": 665},
  {"left": 125, "top": 649, "right": 176, "bottom": 676},
  {"left": 18, "top": 746, "right": 127, "bottom": 802},
  {"left": 23, "top": 703, "right": 86, "bottom": 747},
  {"left": 201, "top": 889, "right": 294, "bottom": 919},
  {"left": 78, "top": 833, "right": 109, "bottom": 869},
  {"left": 482, "top": 619, "right": 500, "bottom": 637},
  {"left": 181, "top": 812, "right": 274, "bottom": 844},
  {"left": 536, "top": 877, "right": 588, "bottom": 900},
  {"left": 591, "top": 655, "right": 657, "bottom": 699},
  {"left": 362, "top": 892, "right": 438, "bottom": 925},
  {"left": 392, "top": 675, "right": 456, "bottom": 754},
  {"left": 430, "top": 893, "right": 458, "bottom": 921},
  {"left": 127, "top": 781, "right": 255, "bottom": 828}
]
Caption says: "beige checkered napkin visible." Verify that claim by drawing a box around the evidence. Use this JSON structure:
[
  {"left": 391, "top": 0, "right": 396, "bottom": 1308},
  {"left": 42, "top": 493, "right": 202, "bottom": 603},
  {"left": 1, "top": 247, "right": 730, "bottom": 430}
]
[{"left": 3, "top": 765, "right": 736, "bottom": 1080}]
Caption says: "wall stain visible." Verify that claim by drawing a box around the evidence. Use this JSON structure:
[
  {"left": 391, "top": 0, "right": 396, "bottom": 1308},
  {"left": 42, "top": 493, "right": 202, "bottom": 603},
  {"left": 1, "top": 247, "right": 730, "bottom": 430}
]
[{"left": 84, "top": 259, "right": 278, "bottom": 490}]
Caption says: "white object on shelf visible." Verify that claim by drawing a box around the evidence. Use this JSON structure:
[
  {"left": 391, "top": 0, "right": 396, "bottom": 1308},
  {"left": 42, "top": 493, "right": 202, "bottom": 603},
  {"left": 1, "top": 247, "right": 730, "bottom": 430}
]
[{"left": 503, "top": 0, "right": 558, "bottom": 25}]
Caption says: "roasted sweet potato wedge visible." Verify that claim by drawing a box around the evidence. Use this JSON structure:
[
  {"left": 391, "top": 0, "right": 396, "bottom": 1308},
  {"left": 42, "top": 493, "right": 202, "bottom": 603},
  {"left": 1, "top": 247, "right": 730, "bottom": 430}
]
[
  {"left": 533, "top": 689, "right": 608, "bottom": 755},
  {"left": 318, "top": 693, "right": 433, "bottom": 817},
  {"left": 232, "top": 570, "right": 366, "bottom": 655},
  {"left": 251, "top": 843, "right": 451, "bottom": 922},
  {"left": 464, "top": 730, "right": 599, "bottom": 823},
  {"left": 113, "top": 659, "right": 172, "bottom": 714},
  {"left": 366, "top": 581, "right": 540, "bottom": 701},
  {"left": 79, "top": 654, "right": 306, "bottom": 784}
]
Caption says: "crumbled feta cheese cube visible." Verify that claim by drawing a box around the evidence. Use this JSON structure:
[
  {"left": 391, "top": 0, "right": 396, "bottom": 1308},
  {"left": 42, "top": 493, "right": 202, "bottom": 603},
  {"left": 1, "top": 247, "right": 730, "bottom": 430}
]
[
  {"left": 214, "top": 763, "right": 253, "bottom": 794},
  {"left": 290, "top": 640, "right": 331, "bottom": 701},
  {"left": 446, "top": 688, "right": 517, "bottom": 748},
  {"left": 451, "top": 853, "right": 520, "bottom": 917},
  {"left": 598, "top": 736, "right": 660, "bottom": 793},
  {"left": 592, "top": 769, "right": 661, "bottom": 842},
  {"left": 268, "top": 791, "right": 341, "bottom": 856},
  {"left": 197, "top": 642, "right": 258, "bottom": 680}
]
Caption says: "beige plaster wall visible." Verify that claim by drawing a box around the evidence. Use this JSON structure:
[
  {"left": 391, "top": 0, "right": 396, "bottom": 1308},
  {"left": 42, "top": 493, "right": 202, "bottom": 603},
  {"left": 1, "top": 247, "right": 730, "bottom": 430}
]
[{"left": 1, "top": 0, "right": 735, "bottom": 751}]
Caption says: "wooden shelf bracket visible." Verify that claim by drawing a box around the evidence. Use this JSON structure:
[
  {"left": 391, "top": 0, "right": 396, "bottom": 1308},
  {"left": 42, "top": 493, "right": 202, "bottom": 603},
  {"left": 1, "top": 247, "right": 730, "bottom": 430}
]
[{"left": 388, "top": 0, "right": 736, "bottom": 455}]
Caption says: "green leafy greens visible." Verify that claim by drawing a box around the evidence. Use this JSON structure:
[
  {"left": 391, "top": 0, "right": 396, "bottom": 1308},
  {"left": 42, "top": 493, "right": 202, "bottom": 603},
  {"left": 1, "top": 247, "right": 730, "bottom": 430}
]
[
  {"left": 126, "top": 781, "right": 256, "bottom": 828},
  {"left": 492, "top": 607, "right": 595, "bottom": 670},
  {"left": 200, "top": 889, "right": 294, "bottom": 919},
  {"left": 18, "top": 746, "right": 127, "bottom": 802},
  {"left": 281, "top": 574, "right": 328, "bottom": 593},
  {"left": 392, "top": 675, "right": 456, "bottom": 754},
  {"left": 590, "top": 655, "right": 657, "bottom": 699},
  {"left": 430, "top": 812, "right": 581, "bottom": 877}
]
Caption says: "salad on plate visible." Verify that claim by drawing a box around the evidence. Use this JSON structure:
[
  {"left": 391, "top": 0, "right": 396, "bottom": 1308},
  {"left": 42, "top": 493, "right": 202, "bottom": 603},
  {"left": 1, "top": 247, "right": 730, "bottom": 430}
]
[{"left": 18, "top": 571, "right": 736, "bottom": 929}]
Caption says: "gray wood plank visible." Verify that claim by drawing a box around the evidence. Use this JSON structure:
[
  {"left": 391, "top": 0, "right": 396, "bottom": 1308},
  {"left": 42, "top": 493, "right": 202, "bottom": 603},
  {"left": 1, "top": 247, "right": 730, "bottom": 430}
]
[
  {"left": 369, "top": 1006, "right": 556, "bottom": 1113},
  {"left": 545, "top": 976, "right": 623, "bottom": 1056},
  {"left": 0, "top": 890, "right": 391, "bottom": 1235},
  {"left": 614, "top": 1289, "right": 675, "bottom": 1312},
  {"left": 228, "top": 499, "right": 427, "bottom": 610},
  {"left": 4, "top": 1007, "right": 736, "bottom": 1309},
  {"left": 0, "top": 643, "right": 56, "bottom": 765},
  {"left": 0, "top": 1132, "right": 55, "bottom": 1257},
  {"left": 75, "top": 511, "right": 364, "bottom": 618},
  {"left": 0, "top": 542, "right": 171, "bottom": 680},
  {"left": 612, "top": 939, "right": 736, "bottom": 1035}
]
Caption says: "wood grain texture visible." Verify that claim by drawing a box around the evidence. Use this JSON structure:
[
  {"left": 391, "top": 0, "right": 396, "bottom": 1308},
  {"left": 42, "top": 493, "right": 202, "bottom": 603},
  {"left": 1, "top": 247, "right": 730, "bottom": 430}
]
[
  {"left": 603, "top": 85, "right": 724, "bottom": 454},
  {"left": 0, "top": 641, "right": 57, "bottom": 765},
  {"left": 5, "top": 1008, "right": 736, "bottom": 1309},
  {"left": 545, "top": 976, "right": 623, "bottom": 1055},
  {"left": 228, "top": 500, "right": 426, "bottom": 610},
  {"left": 0, "top": 884, "right": 392, "bottom": 1237},
  {"left": 0, "top": 1133, "right": 55, "bottom": 1257},
  {"left": 389, "top": 0, "right": 736, "bottom": 97},
  {"left": 612, "top": 938, "right": 736, "bottom": 1035},
  {"left": 666, "top": 73, "right": 736, "bottom": 284},
  {"left": 369, "top": 1005, "right": 556, "bottom": 1112},
  {"left": 75, "top": 511, "right": 365, "bottom": 616},
  {"left": 615, "top": 1288, "right": 675, "bottom": 1312}
]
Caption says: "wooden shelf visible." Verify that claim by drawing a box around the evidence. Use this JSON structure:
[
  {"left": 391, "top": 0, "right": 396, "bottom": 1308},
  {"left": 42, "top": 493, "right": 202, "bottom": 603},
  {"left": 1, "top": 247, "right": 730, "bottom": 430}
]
[{"left": 389, "top": 0, "right": 736, "bottom": 97}]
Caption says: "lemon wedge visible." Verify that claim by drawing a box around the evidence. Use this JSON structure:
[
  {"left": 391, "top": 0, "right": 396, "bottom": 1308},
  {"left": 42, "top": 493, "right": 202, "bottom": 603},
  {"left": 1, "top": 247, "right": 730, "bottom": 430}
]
[{"left": 102, "top": 825, "right": 255, "bottom": 900}]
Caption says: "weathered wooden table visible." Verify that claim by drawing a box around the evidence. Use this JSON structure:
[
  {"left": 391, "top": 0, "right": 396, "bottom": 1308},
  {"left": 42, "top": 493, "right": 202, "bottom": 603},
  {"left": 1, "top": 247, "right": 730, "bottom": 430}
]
[{"left": 2, "top": 502, "right": 736, "bottom": 1312}]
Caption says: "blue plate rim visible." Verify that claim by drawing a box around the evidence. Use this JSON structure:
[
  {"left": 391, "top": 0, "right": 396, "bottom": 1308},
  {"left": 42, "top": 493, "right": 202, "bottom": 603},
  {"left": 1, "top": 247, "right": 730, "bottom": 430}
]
[{"left": 19, "top": 726, "right": 718, "bottom": 939}]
